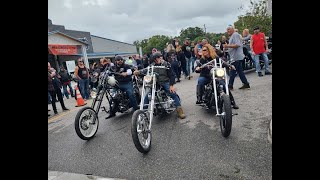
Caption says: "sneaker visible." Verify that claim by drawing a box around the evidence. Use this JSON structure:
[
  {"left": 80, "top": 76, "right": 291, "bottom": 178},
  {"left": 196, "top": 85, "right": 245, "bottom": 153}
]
[
  {"left": 265, "top": 72, "right": 272, "bottom": 75},
  {"left": 62, "top": 107, "right": 69, "bottom": 111},
  {"left": 54, "top": 110, "right": 58, "bottom": 114},
  {"left": 239, "top": 84, "right": 250, "bottom": 89},
  {"left": 176, "top": 79, "right": 181, "bottom": 83},
  {"left": 228, "top": 84, "right": 233, "bottom": 91},
  {"left": 258, "top": 72, "right": 263, "bottom": 77}
]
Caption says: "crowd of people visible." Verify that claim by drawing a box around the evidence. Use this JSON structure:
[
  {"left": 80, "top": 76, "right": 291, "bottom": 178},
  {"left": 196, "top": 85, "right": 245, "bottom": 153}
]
[{"left": 48, "top": 25, "right": 272, "bottom": 118}]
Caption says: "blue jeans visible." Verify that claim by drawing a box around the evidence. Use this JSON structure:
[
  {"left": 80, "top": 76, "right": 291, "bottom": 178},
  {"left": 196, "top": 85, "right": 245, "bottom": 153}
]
[
  {"left": 191, "top": 57, "right": 196, "bottom": 72},
  {"left": 118, "top": 81, "right": 138, "bottom": 110},
  {"left": 62, "top": 82, "right": 74, "bottom": 98},
  {"left": 143, "top": 82, "right": 181, "bottom": 108},
  {"left": 253, "top": 52, "right": 270, "bottom": 73},
  {"left": 171, "top": 60, "right": 180, "bottom": 79},
  {"left": 48, "top": 91, "right": 52, "bottom": 103},
  {"left": 198, "top": 76, "right": 211, "bottom": 86},
  {"left": 198, "top": 77, "right": 227, "bottom": 92},
  {"left": 229, "top": 60, "right": 249, "bottom": 86},
  {"left": 185, "top": 57, "right": 192, "bottom": 76},
  {"left": 78, "top": 79, "right": 90, "bottom": 99}
]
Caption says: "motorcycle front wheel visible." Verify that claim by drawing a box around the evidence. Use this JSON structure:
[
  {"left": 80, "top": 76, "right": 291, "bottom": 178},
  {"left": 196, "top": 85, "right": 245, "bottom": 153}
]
[
  {"left": 131, "top": 110, "right": 152, "bottom": 154},
  {"left": 74, "top": 107, "right": 99, "bottom": 140},
  {"left": 219, "top": 94, "right": 232, "bottom": 137}
]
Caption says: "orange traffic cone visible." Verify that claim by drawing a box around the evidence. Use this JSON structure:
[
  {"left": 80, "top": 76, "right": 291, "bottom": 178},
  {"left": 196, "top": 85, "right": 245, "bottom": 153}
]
[{"left": 75, "top": 86, "right": 87, "bottom": 107}]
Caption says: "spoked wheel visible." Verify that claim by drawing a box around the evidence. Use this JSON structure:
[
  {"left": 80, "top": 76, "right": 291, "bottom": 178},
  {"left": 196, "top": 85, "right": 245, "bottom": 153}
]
[
  {"left": 74, "top": 107, "right": 99, "bottom": 140},
  {"left": 219, "top": 94, "right": 232, "bottom": 137},
  {"left": 131, "top": 110, "right": 152, "bottom": 154}
]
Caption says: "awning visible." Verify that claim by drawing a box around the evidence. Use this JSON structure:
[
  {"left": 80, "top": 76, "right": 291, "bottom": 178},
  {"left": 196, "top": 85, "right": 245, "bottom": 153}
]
[{"left": 48, "top": 44, "right": 78, "bottom": 55}]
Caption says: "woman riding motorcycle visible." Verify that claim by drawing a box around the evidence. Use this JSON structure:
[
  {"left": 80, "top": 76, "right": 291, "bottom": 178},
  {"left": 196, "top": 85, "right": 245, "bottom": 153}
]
[{"left": 195, "top": 44, "right": 239, "bottom": 109}]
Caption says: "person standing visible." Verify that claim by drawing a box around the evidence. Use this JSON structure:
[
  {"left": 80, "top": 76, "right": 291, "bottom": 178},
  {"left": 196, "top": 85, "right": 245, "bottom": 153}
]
[
  {"left": 224, "top": 25, "right": 250, "bottom": 90},
  {"left": 181, "top": 38, "right": 193, "bottom": 80},
  {"left": 59, "top": 66, "right": 74, "bottom": 99},
  {"left": 74, "top": 58, "right": 90, "bottom": 100},
  {"left": 48, "top": 62, "right": 69, "bottom": 114},
  {"left": 250, "top": 26, "right": 272, "bottom": 76}
]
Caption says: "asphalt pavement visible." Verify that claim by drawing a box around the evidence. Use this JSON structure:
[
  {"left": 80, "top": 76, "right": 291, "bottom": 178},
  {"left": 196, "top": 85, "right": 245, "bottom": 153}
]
[{"left": 48, "top": 66, "right": 272, "bottom": 179}]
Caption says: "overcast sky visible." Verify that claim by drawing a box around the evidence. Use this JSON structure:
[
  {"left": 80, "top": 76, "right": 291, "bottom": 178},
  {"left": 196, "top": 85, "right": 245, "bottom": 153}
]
[{"left": 49, "top": 0, "right": 251, "bottom": 44}]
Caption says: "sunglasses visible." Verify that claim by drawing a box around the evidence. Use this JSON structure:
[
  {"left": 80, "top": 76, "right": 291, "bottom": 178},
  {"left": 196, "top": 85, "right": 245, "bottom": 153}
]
[
  {"left": 78, "top": 60, "right": 83, "bottom": 62},
  {"left": 202, "top": 49, "right": 208, "bottom": 51},
  {"left": 116, "top": 59, "right": 123, "bottom": 61}
]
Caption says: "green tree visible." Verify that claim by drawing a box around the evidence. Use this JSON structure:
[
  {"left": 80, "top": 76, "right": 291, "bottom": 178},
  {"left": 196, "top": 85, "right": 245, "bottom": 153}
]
[
  {"left": 179, "top": 27, "right": 205, "bottom": 42},
  {"left": 140, "top": 35, "right": 171, "bottom": 55},
  {"left": 234, "top": 0, "right": 272, "bottom": 36}
]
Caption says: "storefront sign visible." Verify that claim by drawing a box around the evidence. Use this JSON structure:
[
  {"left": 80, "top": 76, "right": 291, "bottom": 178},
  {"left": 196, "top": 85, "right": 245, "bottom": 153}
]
[{"left": 48, "top": 44, "right": 78, "bottom": 55}]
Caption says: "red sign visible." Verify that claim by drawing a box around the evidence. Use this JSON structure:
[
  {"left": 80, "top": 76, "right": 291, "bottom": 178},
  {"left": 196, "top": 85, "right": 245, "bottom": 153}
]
[{"left": 48, "top": 44, "right": 78, "bottom": 55}]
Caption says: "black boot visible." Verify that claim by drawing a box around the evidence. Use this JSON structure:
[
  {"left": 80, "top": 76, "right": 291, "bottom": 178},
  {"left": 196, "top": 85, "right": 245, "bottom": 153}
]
[
  {"left": 106, "top": 112, "right": 116, "bottom": 119},
  {"left": 196, "top": 85, "right": 204, "bottom": 104},
  {"left": 51, "top": 100, "right": 58, "bottom": 114},
  {"left": 229, "top": 91, "right": 239, "bottom": 109},
  {"left": 59, "top": 100, "right": 69, "bottom": 111}
]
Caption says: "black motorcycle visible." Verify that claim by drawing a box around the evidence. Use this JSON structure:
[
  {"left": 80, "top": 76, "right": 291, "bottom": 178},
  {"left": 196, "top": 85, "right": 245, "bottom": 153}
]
[
  {"left": 242, "top": 46, "right": 255, "bottom": 71},
  {"left": 197, "top": 58, "right": 237, "bottom": 137},
  {"left": 242, "top": 40, "right": 272, "bottom": 71},
  {"left": 74, "top": 67, "right": 141, "bottom": 140}
]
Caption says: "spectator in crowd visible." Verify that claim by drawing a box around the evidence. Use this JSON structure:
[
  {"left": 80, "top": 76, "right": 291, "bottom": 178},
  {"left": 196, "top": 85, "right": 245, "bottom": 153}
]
[
  {"left": 48, "top": 62, "right": 69, "bottom": 114},
  {"left": 250, "top": 26, "right": 272, "bottom": 76},
  {"left": 59, "top": 66, "right": 74, "bottom": 99},
  {"left": 74, "top": 58, "right": 90, "bottom": 100},
  {"left": 224, "top": 25, "right": 250, "bottom": 90}
]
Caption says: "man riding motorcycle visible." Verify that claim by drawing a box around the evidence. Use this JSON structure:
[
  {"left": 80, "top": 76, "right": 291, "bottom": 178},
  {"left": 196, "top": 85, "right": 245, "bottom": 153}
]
[
  {"left": 106, "top": 55, "right": 139, "bottom": 119},
  {"left": 134, "top": 52, "right": 186, "bottom": 119},
  {"left": 195, "top": 44, "right": 239, "bottom": 109}
]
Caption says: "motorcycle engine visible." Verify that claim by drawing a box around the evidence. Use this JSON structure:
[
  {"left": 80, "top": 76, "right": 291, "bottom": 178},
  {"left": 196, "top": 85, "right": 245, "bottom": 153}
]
[
  {"left": 112, "top": 90, "right": 130, "bottom": 112},
  {"left": 203, "top": 85, "right": 212, "bottom": 103}
]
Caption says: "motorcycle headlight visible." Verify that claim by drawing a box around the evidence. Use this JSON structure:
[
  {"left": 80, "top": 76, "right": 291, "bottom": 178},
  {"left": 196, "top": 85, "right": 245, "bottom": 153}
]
[
  {"left": 144, "top": 75, "right": 152, "bottom": 83},
  {"left": 215, "top": 68, "right": 225, "bottom": 77}
]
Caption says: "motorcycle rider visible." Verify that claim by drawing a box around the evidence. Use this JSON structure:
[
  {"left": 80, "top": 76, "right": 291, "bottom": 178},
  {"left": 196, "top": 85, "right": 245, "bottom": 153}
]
[
  {"left": 133, "top": 52, "right": 186, "bottom": 119},
  {"left": 100, "top": 57, "right": 114, "bottom": 72},
  {"left": 195, "top": 44, "right": 239, "bottom": 109},
  {"left": 106, "top": 55, "right": 139, "bottom": 119}
]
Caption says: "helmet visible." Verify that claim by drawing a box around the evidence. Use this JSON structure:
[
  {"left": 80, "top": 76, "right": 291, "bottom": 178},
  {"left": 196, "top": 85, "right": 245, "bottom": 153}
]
[{"left": 107, "top": 76, "right": 118, "bottom": 86}]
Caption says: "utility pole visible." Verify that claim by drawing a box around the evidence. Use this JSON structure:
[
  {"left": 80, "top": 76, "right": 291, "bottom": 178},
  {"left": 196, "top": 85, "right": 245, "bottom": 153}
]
[{"left": 203, "top": 24, "right": 206, "bottom": 34}]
